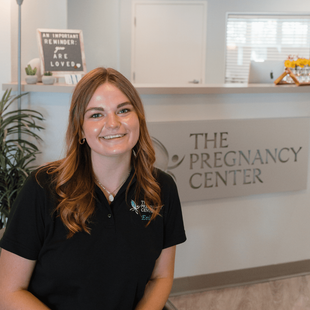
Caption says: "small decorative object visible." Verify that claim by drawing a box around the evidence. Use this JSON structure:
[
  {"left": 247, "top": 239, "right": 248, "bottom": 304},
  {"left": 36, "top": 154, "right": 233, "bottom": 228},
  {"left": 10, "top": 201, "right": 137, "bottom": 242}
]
[
  {"left": 25, "top": 64, "right": 38, "bottom": 84},
  {"left": 64, "top": 74, "right": 83, "bottom": 85},
  {"left": 27, "top": 58, "right": 42, "bottom": 82},
  {"left": 274, "top": 55, "right": 310, "bottom": 86},
  {"left": 42, "top": 71, "right": 55, "bottom": 85}
]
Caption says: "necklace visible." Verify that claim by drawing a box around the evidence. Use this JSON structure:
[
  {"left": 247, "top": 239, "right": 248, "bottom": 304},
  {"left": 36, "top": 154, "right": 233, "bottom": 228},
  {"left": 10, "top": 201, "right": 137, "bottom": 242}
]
[{"left": 96, "top": 171, "right": 130, "bottom": 202}]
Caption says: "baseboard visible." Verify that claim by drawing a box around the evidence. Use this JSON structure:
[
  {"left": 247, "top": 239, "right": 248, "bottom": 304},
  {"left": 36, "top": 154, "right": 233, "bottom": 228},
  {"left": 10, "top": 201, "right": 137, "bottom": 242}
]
[{"left": 170, "top": 259, "right": 310, "bottom": 296}]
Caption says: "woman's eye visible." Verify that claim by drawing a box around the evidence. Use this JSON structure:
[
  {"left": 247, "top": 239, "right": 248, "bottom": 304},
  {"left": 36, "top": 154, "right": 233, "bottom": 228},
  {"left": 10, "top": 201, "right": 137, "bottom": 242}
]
[
  {"left": 91, "top": 113, "right": 102, "bottom": 118},
  {"left": 118, "top": 108, "right": 130, "bottom": 114}
]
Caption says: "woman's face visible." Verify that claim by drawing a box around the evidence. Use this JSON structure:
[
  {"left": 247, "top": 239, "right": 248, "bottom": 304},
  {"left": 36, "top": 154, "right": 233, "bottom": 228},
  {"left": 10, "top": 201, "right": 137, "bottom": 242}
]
[{"left": 82, "top": 82, "right": 140, "bottom": 162}]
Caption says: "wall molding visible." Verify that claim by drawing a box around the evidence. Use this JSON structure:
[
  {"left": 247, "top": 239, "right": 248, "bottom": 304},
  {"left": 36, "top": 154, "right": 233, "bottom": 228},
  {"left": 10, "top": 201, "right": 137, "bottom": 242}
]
[{"left": 171, "top": 260, "right": 310, "bottom": 296}]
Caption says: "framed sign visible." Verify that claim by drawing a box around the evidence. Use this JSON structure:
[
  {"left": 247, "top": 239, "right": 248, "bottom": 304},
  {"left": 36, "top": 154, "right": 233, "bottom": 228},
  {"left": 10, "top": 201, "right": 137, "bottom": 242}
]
[{"left": 37, "top": 29, "right": 87, "bottom": 77}]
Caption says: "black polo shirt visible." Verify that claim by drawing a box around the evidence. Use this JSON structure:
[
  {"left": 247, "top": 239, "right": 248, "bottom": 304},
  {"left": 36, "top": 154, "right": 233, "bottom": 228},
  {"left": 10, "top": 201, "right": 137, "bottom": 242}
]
[{"left": 0, "top": 168, "right": 186, "bottom": 310}]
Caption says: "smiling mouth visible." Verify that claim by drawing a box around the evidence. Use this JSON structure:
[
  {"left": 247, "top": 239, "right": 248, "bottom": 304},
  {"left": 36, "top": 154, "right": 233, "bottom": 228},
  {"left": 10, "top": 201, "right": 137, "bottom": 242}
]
[{"left": 102, "top": 134, "right": 126, "bottom": 140}]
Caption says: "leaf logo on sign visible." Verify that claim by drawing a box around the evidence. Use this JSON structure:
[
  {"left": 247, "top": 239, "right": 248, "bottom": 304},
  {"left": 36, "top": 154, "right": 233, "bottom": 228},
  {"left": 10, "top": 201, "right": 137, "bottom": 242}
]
[{"left": 151, "top": 137, "right": 185, "bottom": 180}]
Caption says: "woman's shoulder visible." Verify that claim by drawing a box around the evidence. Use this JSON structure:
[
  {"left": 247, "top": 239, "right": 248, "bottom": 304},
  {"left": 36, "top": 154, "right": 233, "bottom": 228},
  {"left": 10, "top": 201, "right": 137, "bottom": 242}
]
[
  {"left": 30, "top": 160, "right": 62, "bottom": 190},
  {"left": 153, "top": 168, "right": 177, "bottom": 189}
]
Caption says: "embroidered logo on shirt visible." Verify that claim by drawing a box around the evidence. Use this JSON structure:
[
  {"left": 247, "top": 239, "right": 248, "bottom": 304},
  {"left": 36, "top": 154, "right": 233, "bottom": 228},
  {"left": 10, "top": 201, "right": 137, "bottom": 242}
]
[
  {"left": 130, "top": 200, "right": 140, "bottom": 214},
  {"left": 130, "top": 200, "right": 152, "bottom": 220}
]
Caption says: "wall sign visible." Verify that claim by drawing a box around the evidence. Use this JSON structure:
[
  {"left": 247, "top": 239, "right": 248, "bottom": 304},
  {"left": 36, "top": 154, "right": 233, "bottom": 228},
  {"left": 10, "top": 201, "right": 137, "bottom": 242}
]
[
  {"left": 147, "top": 118, "right": 310, "bottom": 202},
  {"left": 37, "top": 29, "right": 87, "bottom": 77}
]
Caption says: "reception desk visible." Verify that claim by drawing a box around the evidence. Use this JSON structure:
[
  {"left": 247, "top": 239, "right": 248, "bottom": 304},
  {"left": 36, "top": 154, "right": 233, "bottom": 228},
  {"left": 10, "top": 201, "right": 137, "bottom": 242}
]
[{"left": 2, "top": 82, "right": 310, "bottom": 292}]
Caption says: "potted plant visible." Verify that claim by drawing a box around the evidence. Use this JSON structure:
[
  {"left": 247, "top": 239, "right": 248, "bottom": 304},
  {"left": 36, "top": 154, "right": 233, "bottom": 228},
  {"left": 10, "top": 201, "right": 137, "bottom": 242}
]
[
  {"left": 42, "top": 71, "right": 54, "bottom": 85},
  {"left": 0, "top": 89, "right": 44, "bottom": 231},
  {"left": 25, "top": 64, "right": 38, "bottom": 84}
]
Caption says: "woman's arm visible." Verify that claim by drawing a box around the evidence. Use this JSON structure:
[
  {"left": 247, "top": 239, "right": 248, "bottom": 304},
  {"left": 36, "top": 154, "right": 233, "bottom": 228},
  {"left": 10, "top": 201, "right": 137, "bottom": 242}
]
[
  {"left": 135, "top": 245, "right": 176, "bottom": 310},
  {"left": 0, "top": 249, "right": 50, "bottom": 310}
]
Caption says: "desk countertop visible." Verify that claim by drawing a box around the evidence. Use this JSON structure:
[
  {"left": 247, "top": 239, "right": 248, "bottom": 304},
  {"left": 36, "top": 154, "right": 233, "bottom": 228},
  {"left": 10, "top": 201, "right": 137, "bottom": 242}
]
[{"left": 3, "top": 82, "right": 310, "bottom": 95}]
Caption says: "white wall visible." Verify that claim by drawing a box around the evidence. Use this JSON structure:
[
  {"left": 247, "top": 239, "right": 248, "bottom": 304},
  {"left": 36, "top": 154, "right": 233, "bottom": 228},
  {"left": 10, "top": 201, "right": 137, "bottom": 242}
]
[
  {"left": 0, "top": 0, "right": 11, "bottom": 96},
  {"left": 67, "top": 0, "right": 121, "bottom": 73},
  {"left": 10, "top": 0, "right": 68, "bottom": 82}
]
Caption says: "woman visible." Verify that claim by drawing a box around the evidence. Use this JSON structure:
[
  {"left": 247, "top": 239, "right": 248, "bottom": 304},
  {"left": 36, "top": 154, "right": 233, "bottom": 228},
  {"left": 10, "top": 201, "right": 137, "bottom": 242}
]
[{"left": 0, "top": 67, "right": 186, "bottom": 309}]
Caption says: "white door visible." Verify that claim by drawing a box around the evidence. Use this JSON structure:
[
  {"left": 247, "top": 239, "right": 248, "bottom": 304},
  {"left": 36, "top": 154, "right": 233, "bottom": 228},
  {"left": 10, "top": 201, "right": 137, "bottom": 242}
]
[{"left": 132, "top": 1, "right": 207, "bottom": 84}]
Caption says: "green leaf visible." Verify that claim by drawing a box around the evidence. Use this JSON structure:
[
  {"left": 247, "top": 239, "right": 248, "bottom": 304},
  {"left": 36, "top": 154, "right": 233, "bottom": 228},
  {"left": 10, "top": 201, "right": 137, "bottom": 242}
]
[{"left": 0, "top": 88, "right": 44, "bottom": 227}]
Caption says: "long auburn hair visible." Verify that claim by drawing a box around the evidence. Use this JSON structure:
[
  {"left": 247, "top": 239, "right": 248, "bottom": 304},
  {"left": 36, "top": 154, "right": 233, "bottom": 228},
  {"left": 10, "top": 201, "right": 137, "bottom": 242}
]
[{"left": 39, "top": 67, "right": 161, "bottom": 237}]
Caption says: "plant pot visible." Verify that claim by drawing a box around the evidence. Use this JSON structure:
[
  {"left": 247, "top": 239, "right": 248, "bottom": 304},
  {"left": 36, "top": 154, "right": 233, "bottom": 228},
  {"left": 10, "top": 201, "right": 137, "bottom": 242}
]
[
  {"left": 42, "top": 76, "right": 55, "bottom": 85},
  {"left": 25, "top": 75, "right": 38, "bottom": 84}
]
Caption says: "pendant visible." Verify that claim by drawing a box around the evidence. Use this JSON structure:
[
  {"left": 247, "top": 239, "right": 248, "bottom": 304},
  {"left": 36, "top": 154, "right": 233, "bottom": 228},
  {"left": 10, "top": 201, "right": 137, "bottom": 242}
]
[{"left": 108, "top": 194, "right": 114, "bottom": 202}]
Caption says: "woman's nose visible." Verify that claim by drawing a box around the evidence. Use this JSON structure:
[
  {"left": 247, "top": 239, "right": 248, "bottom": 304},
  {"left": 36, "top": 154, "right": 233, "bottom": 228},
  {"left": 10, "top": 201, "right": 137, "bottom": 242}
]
[{"left": 105, "top": 113, "right": 120, "bottom": 129}]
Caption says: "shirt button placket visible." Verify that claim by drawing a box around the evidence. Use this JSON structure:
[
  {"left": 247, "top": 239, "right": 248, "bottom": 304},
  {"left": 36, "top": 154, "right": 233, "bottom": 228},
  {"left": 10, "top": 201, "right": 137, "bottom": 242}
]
[{"left": 106, "top": 202, "right": 114, "bottom": 225}]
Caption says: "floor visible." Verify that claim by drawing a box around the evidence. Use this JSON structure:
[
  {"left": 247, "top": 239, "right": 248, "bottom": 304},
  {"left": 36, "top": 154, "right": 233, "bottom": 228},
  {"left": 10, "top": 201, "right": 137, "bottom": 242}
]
[{"left": 169, "top": 274, "right": 310, "bottom": 310}]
